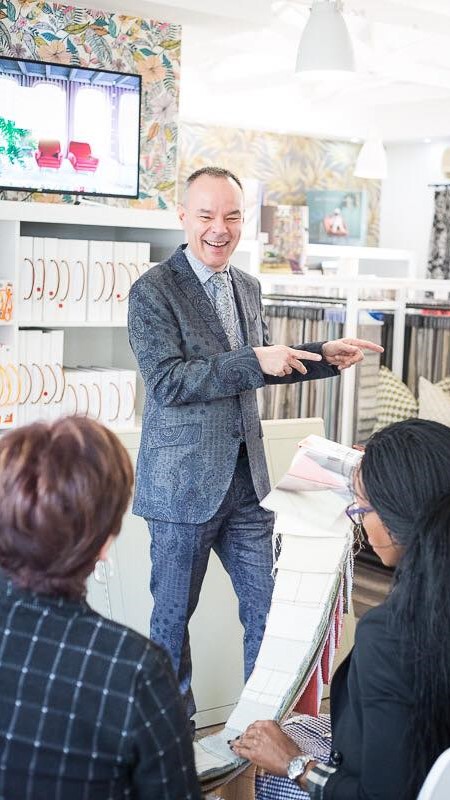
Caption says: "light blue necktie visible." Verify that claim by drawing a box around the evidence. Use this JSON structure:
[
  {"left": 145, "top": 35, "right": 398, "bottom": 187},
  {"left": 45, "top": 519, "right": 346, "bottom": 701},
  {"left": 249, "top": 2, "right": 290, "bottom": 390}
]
[{"left": 209, "top": 272, "right": 240, "bottom": 350}]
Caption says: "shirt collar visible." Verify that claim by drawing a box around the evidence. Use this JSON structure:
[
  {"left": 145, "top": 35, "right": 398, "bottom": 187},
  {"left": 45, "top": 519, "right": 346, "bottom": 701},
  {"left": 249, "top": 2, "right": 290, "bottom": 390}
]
[
  {"left": 185, "top": 246, "right": 231, "bottom": 285},
  {"left": 0, "top": 569, "right": 89, "bottom": 614}
]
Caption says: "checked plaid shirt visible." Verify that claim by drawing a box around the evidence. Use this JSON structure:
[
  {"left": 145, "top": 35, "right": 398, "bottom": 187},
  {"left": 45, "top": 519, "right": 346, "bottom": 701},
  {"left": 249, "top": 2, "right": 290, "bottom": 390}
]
[{"left": 0, "top": 573, "right": 201, "bottom": 800}]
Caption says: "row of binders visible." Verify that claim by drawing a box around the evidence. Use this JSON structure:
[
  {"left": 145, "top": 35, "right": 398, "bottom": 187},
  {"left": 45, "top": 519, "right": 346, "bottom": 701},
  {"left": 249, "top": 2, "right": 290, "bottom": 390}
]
[
  {"left": 19, "top": 237, "right": 155, "bottom": 324},
  {"left": 0, "top": 330, "right": 137, "bottom": 430}
]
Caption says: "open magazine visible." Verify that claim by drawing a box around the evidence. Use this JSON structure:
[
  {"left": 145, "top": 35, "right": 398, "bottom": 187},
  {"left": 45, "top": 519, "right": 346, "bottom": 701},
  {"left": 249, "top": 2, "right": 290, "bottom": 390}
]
[{"left": 195, "top": 435, "right": 362, "bottom": 793}]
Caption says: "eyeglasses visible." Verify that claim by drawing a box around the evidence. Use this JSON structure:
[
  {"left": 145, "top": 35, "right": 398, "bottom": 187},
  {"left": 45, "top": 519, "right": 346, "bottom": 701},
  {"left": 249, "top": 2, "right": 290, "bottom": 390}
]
[{"left": 345, "top": 502, "right": 374, "bottom": 526}]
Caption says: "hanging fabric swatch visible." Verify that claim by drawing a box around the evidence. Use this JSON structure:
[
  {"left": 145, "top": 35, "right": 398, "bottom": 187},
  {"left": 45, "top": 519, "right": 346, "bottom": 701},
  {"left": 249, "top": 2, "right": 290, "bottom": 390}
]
[{"left": 428, "top": 187, "right": 450, "bottom": 279}]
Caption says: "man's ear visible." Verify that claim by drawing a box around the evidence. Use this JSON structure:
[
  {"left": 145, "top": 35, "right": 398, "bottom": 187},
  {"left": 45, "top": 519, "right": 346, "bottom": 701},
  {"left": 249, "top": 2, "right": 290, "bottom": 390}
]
[{"left": 177, "top": 203, "right": 186, "bottom": 226}]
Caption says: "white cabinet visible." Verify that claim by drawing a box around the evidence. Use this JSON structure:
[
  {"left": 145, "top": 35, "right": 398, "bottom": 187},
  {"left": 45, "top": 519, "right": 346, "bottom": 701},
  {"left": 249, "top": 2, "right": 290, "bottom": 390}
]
[{"left": 86, "top": 430, "right": 245, "bottom": 727}]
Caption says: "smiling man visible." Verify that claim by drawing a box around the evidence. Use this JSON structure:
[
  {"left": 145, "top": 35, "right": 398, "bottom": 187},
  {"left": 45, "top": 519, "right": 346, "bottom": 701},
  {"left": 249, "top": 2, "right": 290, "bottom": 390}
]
[{"left": 128, "top": 166, "right": 383, "bottom": 729}]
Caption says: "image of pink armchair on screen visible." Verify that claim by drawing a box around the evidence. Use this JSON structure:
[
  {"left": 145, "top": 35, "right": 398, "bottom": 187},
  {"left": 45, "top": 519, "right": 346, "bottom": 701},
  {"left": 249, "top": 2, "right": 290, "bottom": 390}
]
[
  {"left": 67, "top": 141, "right": 99, "bottom": 172},
  {"left": 34, "top": 140, "right": 63, "bottom": 169}
]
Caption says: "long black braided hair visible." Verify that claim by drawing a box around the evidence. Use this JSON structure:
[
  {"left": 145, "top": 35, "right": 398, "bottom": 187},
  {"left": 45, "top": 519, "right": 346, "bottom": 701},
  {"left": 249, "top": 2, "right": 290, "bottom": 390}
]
[{"left": 360, "top": 418, "right": 450, "bottom": 796}]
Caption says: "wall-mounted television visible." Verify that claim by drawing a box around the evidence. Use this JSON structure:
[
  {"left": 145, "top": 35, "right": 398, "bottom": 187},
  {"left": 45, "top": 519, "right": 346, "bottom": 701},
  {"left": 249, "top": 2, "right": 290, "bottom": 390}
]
[{"left": 0, "top": 56, "right": 141, "bottom": 199}]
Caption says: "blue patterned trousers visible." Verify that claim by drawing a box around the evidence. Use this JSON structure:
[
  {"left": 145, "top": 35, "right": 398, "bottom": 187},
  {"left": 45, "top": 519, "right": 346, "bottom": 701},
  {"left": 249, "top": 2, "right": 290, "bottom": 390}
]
[{"left": 147, "top": 451, "right": 275, "bottom": 721}]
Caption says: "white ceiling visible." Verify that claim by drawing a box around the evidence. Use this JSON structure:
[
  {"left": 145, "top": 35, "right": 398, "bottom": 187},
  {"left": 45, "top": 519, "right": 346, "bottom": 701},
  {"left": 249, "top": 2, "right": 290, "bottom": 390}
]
[{"left": 89, "top": 0, "right": 450, "bottom": 142}]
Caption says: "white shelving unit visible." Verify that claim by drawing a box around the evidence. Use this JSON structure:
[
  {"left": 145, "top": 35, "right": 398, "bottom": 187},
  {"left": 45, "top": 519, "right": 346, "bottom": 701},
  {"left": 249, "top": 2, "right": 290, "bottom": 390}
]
[{"left": 306, "top": 243, "right": 415, "bottom": 279}]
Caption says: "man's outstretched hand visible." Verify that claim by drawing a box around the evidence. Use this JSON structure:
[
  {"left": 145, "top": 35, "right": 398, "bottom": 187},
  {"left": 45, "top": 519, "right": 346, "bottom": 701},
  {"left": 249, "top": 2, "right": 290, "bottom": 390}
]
[
  {"left": 322, "top": 337, "right": 384, "bottom": 370},
  {"left": 253, "top": 345, "right": 322, "bottom": 377}
]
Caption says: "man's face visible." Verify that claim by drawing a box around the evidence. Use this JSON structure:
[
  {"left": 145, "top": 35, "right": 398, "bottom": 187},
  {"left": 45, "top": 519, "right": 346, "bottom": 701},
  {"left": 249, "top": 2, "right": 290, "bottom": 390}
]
[{"left": 178, "top": 174, "right": 244, "bottom": 270}]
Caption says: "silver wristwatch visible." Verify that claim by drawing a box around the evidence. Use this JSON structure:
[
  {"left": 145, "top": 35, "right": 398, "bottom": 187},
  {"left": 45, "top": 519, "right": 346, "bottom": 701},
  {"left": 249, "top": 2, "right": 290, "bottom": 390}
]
[{"left": 287, "top": 754, "right": 315, "bottom": 782}]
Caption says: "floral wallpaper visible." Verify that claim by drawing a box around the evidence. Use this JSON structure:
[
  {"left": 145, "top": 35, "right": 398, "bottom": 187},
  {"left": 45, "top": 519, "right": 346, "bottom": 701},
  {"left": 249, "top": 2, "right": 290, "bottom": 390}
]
[
  {"left": 0, "top": 0, "right": 180, "bottom": 209},
  {"left": 179, "top": 123, "right": 381, "bottom": 245}
]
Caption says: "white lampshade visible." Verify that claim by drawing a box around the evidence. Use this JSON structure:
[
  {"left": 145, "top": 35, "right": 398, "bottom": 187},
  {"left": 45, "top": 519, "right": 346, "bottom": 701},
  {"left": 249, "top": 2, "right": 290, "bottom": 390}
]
[
  {"left": 295, "top": 1, "right": 355, "bottom": 74},
  {"left": 354, "top": 138, "right": 388, "bottom": 180}
]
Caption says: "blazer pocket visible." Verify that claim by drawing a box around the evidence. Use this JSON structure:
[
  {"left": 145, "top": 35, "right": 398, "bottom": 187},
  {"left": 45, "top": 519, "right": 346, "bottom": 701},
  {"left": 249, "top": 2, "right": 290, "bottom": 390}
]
[{"left": 148, "top": 423, "right": 202, "bottom": 448}]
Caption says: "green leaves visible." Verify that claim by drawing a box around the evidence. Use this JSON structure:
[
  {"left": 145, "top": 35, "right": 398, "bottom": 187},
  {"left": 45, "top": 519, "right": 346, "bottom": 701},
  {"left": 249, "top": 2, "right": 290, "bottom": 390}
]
[
  {"left": 64, "top": 22, "right": 89, "bottom": 34},
  {"left": 107, "top": 17, "right": 117, "bottom": 37},
  {"left": 0, "top": 116, "right": 36, "bottom": 167},
  {"left": 6, "top": 1, "right": 15, "bottom": 22},
  {"left": 160, "top": 39, "right": 180, "bottom": 51}
]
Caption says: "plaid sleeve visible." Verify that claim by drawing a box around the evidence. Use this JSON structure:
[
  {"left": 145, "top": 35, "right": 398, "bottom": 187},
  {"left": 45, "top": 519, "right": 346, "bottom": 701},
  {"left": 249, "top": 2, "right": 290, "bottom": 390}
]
[
  {"left": 129, "top": 645, "right": 202, "bottom": 800},
  {"left": 305, "top": 763, "right": 338, "bottom": 799}
]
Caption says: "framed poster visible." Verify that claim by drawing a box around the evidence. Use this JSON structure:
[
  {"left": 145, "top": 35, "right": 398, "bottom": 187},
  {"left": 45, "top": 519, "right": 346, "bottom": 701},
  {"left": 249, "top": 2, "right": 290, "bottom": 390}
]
[
  {"left": 306, "top": 190, "right": 367, "bottom": 246},
  {"left": 260, "top": 205, "right": 309, "bottom": 273}
]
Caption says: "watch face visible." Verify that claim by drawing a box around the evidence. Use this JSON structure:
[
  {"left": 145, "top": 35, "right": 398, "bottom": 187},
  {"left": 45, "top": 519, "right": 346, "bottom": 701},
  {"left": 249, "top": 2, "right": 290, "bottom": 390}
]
[{"left": 287, "top": 755, "right": 308, "bottom": 781}]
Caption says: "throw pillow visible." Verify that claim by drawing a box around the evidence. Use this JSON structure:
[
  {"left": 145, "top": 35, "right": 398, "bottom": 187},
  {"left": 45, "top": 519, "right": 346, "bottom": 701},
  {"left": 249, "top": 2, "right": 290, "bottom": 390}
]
[
  {"left": 373, "top": 366, "right": 418, "bottom": 433},
  {"left": 436, "top": 376, "right": 450, "bottom": 396},
  {"left": 419, "top": 376, "right": 450, "bottom": 426}
]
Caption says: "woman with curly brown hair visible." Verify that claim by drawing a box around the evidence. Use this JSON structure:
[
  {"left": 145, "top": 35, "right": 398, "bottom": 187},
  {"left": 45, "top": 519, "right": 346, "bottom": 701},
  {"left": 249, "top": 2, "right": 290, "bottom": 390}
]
[{"left": 0, "top": 415, "right": 201, "bottom": 800}]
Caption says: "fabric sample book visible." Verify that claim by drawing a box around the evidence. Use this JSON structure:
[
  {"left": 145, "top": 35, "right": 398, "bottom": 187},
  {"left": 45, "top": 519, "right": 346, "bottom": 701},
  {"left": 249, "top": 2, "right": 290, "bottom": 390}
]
[{"left": 195, "top": 436, "right": 359, "bottom": 794}]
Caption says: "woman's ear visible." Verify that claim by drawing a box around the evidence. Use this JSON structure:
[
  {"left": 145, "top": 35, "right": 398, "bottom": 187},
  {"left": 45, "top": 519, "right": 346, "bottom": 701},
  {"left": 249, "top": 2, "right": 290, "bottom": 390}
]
[{"left": 97, "top": 534, "right": 114, "bottom": 562}]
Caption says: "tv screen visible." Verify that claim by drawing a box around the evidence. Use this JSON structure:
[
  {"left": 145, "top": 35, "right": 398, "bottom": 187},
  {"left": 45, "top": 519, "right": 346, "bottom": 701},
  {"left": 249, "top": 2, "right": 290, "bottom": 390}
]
[{"left": 0, "top": 56, "right": 141, "bottom": 199}]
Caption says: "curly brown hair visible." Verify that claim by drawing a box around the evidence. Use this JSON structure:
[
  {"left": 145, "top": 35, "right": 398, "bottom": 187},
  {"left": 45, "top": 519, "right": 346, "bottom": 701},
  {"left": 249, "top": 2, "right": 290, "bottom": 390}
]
[{"left": 0, "top": 416, "right": 133, "bottom": 599}]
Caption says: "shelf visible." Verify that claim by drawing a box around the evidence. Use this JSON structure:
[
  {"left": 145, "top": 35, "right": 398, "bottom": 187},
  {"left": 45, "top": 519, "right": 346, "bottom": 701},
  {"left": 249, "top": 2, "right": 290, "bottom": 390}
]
[
  {"left": 357, "top": 301, "right": 401, "bottom": 311},
  {"left": 20, "top": 321, "right": 128, "bottom": 328},
  {"left": 258, "top": 273, "right": 450, "bottom": 292},
  {"left": 306, "top": 244, "right": 413, "bottom": 262},
  {"left": 0, "top": 200, "right": 181, "bottom": 230}
]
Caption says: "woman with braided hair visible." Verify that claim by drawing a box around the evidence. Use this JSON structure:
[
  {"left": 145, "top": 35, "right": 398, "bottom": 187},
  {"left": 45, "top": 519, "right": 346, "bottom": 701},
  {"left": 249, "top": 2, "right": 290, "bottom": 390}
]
[{"left": 231, "top": 418, "right": 450, "bottom": 799}]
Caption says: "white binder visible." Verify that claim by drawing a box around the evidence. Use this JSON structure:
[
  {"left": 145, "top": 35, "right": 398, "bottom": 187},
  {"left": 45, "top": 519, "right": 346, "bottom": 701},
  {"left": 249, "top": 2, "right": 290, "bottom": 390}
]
[
  {"left": 87, "top": 241, "right": 114, "bottom": 322},
  {"left": 19, "top": 237, "right": 34, "bottom": 322},
  {"left": 62, "top": 239, "right": 88, "bottom": 323},
  {"left": 112, "top": 242, "right": 133, "bottom": 324}
]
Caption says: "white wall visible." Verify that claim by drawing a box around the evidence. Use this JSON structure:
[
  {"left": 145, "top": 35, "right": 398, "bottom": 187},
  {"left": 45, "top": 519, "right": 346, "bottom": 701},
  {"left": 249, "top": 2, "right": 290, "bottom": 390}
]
[{"left": 379, "top": 139, "right": 450, "bottom": 277}]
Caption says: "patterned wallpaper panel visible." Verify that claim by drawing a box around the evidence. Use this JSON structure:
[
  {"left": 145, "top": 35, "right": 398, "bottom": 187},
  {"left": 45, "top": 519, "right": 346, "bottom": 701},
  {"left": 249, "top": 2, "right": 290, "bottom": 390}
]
[
  {"left": 0, "top": 0, "right": 180, "bottom": 209},
  {"left": 178, "top": 122, "right": 381, "bottom": 246}
]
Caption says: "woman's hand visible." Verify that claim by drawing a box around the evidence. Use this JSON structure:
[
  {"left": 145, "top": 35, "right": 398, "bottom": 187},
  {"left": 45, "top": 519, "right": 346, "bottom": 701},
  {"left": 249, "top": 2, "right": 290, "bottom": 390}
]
[{"left": 229, "top": 720, "right": 302, "bottom": 776}]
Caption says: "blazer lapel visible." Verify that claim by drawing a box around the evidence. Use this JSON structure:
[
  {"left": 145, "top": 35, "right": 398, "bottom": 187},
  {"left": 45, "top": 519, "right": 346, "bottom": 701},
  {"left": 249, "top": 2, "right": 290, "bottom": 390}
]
[
  {"left": 170, "top": 246, "right": 231, "bottom": 351},
  {"left": 230, "top": 266, "right": 251, "bottom": 345}
]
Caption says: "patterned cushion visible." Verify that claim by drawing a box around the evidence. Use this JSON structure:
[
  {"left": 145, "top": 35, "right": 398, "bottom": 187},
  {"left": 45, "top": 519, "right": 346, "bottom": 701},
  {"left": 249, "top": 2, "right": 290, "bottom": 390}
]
[
  {"left": 373, "top": 366, "right": 418, "bottom": 433},
  {"left": 419, "top": 376, "right": 450, "bottom": 426},
  {"left": 436, "top": 376, "right": 450, "bottom": 396}
]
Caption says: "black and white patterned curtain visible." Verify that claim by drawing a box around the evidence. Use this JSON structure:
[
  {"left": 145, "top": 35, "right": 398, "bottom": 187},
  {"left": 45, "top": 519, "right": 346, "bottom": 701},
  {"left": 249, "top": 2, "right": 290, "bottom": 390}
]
[{"left": 428, "top": 187, "right": 450, "bottom": 279}]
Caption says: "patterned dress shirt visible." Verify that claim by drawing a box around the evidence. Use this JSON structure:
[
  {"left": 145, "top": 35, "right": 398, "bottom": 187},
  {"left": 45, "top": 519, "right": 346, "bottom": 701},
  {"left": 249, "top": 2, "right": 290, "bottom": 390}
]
[{"left": 0, "top": 573, "right": 202, "bottom": 800}]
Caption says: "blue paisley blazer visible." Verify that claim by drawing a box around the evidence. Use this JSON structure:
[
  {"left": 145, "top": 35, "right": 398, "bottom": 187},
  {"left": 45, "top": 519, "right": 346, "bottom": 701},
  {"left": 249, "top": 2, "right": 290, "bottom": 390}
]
[{"left": 128, "top": 245, "right": 338, "bottom": 524}]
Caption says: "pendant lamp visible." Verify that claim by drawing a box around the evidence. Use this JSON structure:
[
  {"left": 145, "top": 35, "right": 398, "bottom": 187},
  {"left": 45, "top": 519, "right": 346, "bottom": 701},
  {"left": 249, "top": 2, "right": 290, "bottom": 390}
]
[
  {"left": 354, "top": 138, "right": 388, "bottom": 180},
  {"left": 295, "top": 0, "right": 355, "bottom": 74}
]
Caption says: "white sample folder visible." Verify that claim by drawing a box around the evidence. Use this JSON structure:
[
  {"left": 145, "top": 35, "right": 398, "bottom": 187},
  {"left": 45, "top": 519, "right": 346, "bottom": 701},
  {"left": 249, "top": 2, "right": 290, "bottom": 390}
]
[
  {"left": 19, "top": 236, "right": 34, "bottom": 321},
  {"left": 58, "top": 239, "right": 88, "bottom": 323},
  {"left": 87, "top": 241, "right": 113, "bottom": 322},
  {"left": 31, "top": 237, "right": 45, "bottom": 324}
]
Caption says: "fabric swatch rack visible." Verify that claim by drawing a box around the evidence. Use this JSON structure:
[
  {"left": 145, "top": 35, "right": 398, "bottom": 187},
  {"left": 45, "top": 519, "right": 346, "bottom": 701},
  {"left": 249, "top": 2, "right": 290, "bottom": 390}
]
[
  {"left": 261, "top": 296, "right": 383, "bottom": 443},
  {"left": 373, "top": 305, "right": 450, "bottom": 396},
  {"left": 428, "top": 184, "right": 450, "bottom": 279},
  {"left": 404, "top": 310, "right": 450, "bottom": 395}
]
